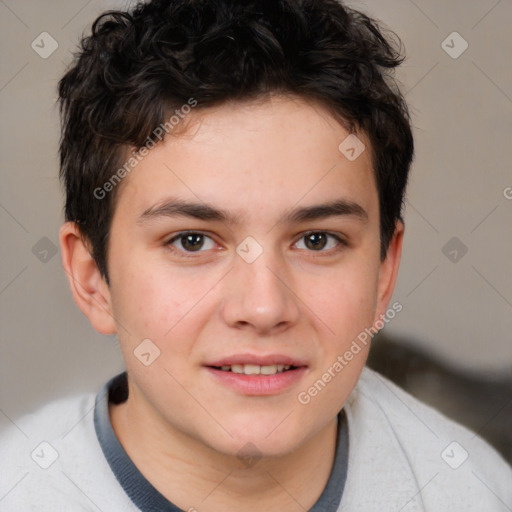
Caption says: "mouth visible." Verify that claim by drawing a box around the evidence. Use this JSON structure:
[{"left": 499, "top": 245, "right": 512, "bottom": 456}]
[
  {"left": 204, "top": 355, "right": 308, "bottom": 395},
  {"left": 208, "top": 363, "right": 298, "bottom": 375}
]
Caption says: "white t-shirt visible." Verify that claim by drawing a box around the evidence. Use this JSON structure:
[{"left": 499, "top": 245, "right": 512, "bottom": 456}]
[{"left": 1, "top": 367, "right": 511, "bottom": 511}]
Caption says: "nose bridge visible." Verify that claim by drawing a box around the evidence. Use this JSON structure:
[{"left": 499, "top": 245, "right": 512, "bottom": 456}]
[{"left": 220, "top": 243, "right": 299, "bottom": 333}]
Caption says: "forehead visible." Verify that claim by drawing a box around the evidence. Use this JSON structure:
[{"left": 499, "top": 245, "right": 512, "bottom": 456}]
[{"left": 114, "top": 95, "right": 378, "bottom": 223}]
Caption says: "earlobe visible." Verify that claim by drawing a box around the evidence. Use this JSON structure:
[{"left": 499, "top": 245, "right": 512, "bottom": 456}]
[
  {"left": 374, "top": 221, "right": 404, "bottom": 323},
  {"left": 59, "top": 222, "right": 117, "bottom": 335}
]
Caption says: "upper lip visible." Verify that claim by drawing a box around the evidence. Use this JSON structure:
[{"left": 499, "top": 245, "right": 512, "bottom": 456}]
[{"left": 205, "top": 353, "right": 308, "bottom": 367}]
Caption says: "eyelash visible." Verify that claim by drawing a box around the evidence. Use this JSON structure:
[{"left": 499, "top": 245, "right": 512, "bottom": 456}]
[
  {"left": 165, "top": 230, "right": 347, "bottom": 258},
  {"left": 165, "top": 231, "right": 217, "bottom": 259},
  {"left": 295, "top": 231, "right": 347, "bottom": 253}
]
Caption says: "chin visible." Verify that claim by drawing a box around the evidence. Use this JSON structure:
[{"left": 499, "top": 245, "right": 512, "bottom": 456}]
[{"left": 200, "top": 418, "right": 312, "bottom": 462}]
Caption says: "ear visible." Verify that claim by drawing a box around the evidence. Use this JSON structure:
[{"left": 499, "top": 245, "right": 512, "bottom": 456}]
[
  {"left": 59, "top": 222, "right": 117, "bottom": 335},
  {"left": 373, "top": 220, "right": 404, "bottom": 323}
]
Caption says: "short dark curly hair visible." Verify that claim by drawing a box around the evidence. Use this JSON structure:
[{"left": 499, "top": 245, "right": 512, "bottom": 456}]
[{"left": 58, "top": 0, "right": 414, "bottom": 281}]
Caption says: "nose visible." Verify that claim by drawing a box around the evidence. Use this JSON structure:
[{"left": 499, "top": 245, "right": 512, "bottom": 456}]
[{"left": 219, "top": 249, "right": 300, "bottom": 335}]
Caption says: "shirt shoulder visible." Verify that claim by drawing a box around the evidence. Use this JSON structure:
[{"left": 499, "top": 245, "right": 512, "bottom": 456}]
[
  {"left": 342, "top": 367, "right": 512, "bottom": 511},
  {"left": 0, "top": 389, "right": 137, "bottom": 511}
]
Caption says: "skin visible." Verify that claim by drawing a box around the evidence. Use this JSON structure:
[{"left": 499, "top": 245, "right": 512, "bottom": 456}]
[{"left": 60, "top": 94, "right": 403, "bottom": 511}]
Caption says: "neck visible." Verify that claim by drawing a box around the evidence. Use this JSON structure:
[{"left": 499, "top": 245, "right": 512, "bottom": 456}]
[{"left": 109, "top": 387, "right": 339, "bottom": 512}]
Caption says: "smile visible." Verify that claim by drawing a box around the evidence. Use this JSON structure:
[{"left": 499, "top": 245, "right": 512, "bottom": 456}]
[
  {"left": 213, "top": 364, "right": 295, "bottom": 375},
  {"left": 204, "top": 355, "right": 308, "bottom": 395}
]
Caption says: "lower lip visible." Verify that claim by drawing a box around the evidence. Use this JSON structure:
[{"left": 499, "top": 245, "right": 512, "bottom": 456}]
[{"left": 204, "top": 367, "right": 308, "bottom": 396}]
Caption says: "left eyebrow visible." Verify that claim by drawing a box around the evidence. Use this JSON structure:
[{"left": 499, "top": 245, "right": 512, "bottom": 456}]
[
  {"left": 282, "top": 199, "right": 368, "bottom": 224},
  {"left": 137, "top": 198, "right": 368, "bottom": 226}
]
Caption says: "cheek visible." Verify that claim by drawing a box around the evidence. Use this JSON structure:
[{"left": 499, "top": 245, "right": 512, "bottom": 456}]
[
  {"left": 296, "top": 265, "right": 378, "bottom": 419},
  {"left": 304, "top": 260, "right": 380, "bottom": 344},
  {"left": 110, "top": 260, "right": 224, "bottom": 348},
  {"left": 109, "top": 265, "right": 184, "bottom": 342}
]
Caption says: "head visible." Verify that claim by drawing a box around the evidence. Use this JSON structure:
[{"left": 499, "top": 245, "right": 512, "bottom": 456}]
[{"left": 59, "top": 0, "right": 413, "bottom": 458}]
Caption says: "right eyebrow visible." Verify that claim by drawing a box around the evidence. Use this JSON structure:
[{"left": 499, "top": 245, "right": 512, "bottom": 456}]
[
  {"left": 137, "top": 197, "right": 368, "bottom": 227},
  {"left": 137, "top": 198, "right": 241, "bottom": 225}
]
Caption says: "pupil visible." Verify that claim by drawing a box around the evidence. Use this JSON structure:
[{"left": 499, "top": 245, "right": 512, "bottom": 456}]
[
  {"left": 306, "top": 233, "right": 327, "bottom": 250},
  {"left": 182, "top": 234, "right": 204, "bottom": 251}
]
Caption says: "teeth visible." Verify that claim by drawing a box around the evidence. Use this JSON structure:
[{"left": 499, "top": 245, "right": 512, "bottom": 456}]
[
  {"left": 244, "top": 364, "right": 261, "bottom": 375},
  {"left": 218, "top": 364, "right": 294, "bottom": 375},
  {"left": 260, "top": 365, "right": 277, "bottom": 375}
]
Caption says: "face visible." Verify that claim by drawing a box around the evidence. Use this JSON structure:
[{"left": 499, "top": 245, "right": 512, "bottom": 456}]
[{"left": 103, "top": 95, "right": 399, "bottom": 457}]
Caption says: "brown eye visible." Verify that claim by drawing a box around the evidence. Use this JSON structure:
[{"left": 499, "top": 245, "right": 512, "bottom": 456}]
[
  {"left": 168, "top": 232, "right": 215, "bottom": 252},
  {"left": 181, "top": 234, "right": 204, "bottom": 251},
  {"left": 305, "top": 232, "right": 328, "bottom": 250},
  {"left": 294, "top": 232, "right": 344, "bottom": 252}
]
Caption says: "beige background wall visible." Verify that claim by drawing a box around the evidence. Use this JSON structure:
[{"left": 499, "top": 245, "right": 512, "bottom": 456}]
[{"left": 1, "top": 0, "right": 511, "bottom": 419}]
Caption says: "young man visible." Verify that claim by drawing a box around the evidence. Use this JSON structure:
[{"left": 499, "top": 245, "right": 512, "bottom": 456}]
[{"left": 1, "top": 0, "right": 511, "bottom": 510}]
